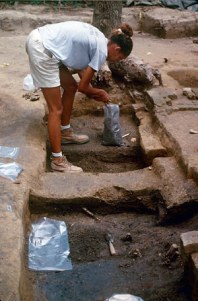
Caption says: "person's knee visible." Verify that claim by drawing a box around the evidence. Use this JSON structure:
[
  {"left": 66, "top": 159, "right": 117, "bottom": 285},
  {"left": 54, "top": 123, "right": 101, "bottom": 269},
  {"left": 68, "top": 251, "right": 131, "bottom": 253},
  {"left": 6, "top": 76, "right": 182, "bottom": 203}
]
[
  {"left": 60, "top": 66, "right": 78, "bottom": 94},
  {"left": 48, "top": 105, "right": 63, "bottom": 118}
]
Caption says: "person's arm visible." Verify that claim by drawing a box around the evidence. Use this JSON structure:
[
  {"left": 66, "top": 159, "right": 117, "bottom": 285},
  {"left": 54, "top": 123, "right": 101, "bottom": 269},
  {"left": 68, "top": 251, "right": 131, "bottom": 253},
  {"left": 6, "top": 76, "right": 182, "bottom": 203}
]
[{"left": 78, "top": 66, "right": 110, "bottom": 103}]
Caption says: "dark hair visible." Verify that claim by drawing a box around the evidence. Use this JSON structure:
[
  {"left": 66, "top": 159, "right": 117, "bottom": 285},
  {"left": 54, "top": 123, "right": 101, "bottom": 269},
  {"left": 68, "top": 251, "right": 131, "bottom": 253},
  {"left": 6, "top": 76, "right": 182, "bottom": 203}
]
[{"left": 110, "top": 23, "right": 133, "bottom": 56}]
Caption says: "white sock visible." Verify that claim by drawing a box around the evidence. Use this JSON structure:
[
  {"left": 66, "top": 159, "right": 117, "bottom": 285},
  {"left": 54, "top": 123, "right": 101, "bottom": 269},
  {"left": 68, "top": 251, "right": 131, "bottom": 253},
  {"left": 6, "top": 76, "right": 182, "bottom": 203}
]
[
  {"left": 52, "top": 151, "right": 62, "bottom": 158},
  {"left": 61, "top": 124, "right": 70, "bottom": 131}
]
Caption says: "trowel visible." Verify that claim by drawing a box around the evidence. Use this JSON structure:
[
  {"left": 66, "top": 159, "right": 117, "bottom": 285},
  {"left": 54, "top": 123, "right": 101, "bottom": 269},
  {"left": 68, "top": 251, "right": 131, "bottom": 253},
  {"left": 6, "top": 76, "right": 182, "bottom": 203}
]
[{"left": 105, "top": 233, "right": 116, "bottom": 256}]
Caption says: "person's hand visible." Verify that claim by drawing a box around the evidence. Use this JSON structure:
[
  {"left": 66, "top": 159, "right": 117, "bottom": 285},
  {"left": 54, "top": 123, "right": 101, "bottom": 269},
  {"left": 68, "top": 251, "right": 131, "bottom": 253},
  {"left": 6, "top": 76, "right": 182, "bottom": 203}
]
[{"left": 93, "top": 89, "right": 110, "bottom": 103}]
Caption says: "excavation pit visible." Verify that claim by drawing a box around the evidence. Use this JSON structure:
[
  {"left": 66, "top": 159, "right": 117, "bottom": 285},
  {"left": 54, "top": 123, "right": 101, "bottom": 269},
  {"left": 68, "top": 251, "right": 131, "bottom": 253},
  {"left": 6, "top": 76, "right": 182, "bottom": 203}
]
[
  {"left": 168, "top": 68, "right": 198, "bottom": 88},
  {"left": 46, "top": 114, "right": 146, "bottom": 173},
  {"left": 23, "top": 62, "right": 197, "bottom": 301},
  {"left": 24, "top": 65, "right": 198, "bottom": 301},
  {"left": 24, "top": 206, "right": 196, "bottom": 301},
  {"left": 1, "top": 4, "right": 198, "bottom": 301}
]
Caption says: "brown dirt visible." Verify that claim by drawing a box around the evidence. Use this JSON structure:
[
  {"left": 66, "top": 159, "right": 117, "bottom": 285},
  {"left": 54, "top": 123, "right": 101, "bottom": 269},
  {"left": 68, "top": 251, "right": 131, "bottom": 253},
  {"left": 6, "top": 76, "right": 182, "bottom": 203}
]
[{"left": 27, "top": 210, "right": 197, "bottom": 301}]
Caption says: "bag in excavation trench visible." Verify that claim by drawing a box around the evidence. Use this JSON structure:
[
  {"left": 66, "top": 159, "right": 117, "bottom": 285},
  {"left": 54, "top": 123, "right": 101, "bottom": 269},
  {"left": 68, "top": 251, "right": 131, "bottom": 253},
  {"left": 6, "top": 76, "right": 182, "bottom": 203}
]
[{"left": 102, "top": 103, "right": 123, "bottom": 146}]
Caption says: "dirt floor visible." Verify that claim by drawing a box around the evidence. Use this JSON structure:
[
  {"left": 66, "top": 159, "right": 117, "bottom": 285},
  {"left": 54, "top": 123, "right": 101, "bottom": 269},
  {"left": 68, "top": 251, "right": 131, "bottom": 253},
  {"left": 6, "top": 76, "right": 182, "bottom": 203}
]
[
  {"left": 45, "top": 114, "right": 146, "bottom": 173},
  {"left": 0, "top": 3, "right": 198, "bottom": 301},
  {"left": 26, "top": 209, "right": 198, "bottom": 301}
]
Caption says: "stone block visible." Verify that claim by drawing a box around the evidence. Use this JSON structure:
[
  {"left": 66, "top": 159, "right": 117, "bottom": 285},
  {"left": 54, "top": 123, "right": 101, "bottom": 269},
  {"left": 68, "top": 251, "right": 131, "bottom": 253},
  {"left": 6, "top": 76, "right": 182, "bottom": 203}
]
[
  {"left": 141, "top": 7, "right": 198, "bottom": 38},
  {"left": 137, "top": 112, "right": 167, "bottom": 163},
  {"left": 152, "top": 157, "right": 198, "bottom": 223},
  {"left": 188, "top": 253, "right": 198, "bottom": 301},
  {"left": 180, "top": 231, "right": 198, "bottom": 263},
  {"left": 131, "top": 103, "right": 146, "bottom": 113},
  {"left": 192, "top": 88, "right": 198, "bottom": 99},
  {"left": 145, "top": 86, "right": 177, "bottom": 111}
]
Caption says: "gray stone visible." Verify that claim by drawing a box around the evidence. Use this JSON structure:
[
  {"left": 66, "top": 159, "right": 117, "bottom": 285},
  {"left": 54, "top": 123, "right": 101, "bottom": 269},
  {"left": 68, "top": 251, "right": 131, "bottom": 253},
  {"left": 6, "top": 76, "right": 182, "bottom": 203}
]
[
  {"left": 145, "top": 86, "right": 177, "bottom": 110},
  {"left": 153, "top": 157, "right": 198, "bottom": 222},
  {"left": 188, "top": 253, "right": 198, "bottom": 301},
  {"left": 141, "top": 7, "right": 198, "bottom": 38},
  {"left": 192, "top": 88, "right": 198, "bottom": 99},
  {"left": 180, "top": 231, "right": 198, "bottom": 261},
  {"left": 137, "top": 112, "right": 167, "bottom": 163}
]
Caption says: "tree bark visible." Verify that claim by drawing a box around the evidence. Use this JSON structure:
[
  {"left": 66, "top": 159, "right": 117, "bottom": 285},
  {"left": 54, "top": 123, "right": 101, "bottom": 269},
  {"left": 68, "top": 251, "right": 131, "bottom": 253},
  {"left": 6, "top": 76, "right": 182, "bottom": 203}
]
[
  {"left": 92, "top": 1, "right": 122, "bottom": 37},
  {"left": 91, "top": 1, "right": 162, "bottom": 89},
  {"left": 108, "top": 55, "right": 163, "bottom": 88}
]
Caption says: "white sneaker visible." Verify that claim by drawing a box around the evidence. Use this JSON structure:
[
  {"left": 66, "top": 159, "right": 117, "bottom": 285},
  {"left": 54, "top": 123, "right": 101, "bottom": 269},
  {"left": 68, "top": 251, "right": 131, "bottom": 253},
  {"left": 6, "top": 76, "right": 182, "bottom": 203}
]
[
  {"left": 51, "top": 155, "right": 83, "bottom": 172},
  {"left": 61, "top": 128, "right": 89, "bottom": 144}
]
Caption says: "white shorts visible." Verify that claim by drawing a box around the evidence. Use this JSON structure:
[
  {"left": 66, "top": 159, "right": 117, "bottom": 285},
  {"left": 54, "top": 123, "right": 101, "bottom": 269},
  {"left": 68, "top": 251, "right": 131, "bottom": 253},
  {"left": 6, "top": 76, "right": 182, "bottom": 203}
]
[{"left": 26, "top": 29, "right": 60, "bottom": 88}]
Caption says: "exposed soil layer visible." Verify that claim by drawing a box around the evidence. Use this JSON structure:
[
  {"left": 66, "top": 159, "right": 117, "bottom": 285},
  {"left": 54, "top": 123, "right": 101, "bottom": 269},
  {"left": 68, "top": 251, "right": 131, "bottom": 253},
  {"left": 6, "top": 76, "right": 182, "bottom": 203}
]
[
  {"left": 26, "top": 211, "right": 198, "bottom": 301},
  {"left": 46, "top": 114, "right": 146, "bottom": 173}
]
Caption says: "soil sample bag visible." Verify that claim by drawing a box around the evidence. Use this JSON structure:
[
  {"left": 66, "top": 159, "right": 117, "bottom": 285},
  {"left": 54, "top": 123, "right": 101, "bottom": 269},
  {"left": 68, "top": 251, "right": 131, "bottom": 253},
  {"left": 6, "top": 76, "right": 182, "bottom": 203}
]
[
  {"left": 102, "top": 103, "right": 123, "bottom": 146},
  {"left": 28, "top": 217, "right": 72, "bottom": 271}
]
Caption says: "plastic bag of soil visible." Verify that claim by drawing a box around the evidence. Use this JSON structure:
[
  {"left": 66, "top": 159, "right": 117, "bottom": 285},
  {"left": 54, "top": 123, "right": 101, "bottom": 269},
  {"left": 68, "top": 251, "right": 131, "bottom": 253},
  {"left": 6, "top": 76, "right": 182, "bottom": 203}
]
[{"left": 102, "top": 103, "right": 123, "bottom": 146}]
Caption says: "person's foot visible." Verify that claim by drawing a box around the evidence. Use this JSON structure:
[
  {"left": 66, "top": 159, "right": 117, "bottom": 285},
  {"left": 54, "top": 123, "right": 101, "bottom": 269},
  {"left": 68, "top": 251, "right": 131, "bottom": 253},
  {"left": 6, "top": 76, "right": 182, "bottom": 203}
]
[
  {"left": 51, "top": 155, "right": 83, "bottom": 172},
  {"left": 61, "top": 128, "right": 89, "bottom": 144}
]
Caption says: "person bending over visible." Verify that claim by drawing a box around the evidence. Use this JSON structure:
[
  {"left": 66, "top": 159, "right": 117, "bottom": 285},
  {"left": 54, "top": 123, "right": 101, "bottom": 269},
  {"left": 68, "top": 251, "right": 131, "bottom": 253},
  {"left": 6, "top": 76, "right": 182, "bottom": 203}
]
[{"left": 26, "top": 21, "right": 133, "bottom": 172}]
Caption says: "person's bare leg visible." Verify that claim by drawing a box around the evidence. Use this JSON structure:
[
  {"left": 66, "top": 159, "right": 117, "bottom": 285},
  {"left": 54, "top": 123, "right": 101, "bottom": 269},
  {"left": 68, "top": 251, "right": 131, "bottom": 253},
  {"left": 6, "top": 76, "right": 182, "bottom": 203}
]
[
  {"left": 59, "top": 65, "right": 77, "bottom": 126},
  {"left": 42, "top": 86, "right": 62, "bottom": 153},
  {"left": 41, "top": 85, "right": 82, "bottom": 172},
  {"left": 59, "top": 65, "right": 89, "bottom": 144}
]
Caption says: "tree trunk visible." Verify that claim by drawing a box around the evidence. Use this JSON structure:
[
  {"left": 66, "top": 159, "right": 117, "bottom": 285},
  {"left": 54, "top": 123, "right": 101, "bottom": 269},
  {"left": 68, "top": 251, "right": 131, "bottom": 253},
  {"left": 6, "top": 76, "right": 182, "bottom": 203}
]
[
  {"left": 108, "top": 55, "right": 163, "bottom": 88},
  {"left": 92, "top": 1, "right": 122, "bottom": 37}
]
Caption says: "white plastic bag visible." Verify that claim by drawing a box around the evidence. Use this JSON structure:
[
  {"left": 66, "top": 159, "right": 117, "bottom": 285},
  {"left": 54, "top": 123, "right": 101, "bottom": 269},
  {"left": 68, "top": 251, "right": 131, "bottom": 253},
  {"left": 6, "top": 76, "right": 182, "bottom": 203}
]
[
  {"left": 28, "top": 217, "right": 72, "bottom": 271},
  {"left": 23, "top": 74, "right": 35, "bottom": 91},
  {"left": 0, "top": 146, "right": 19, "bottom": 159},
  {"left": 0, "top": 162, "right": 23, "bottom": 181},
  {"left": 106, "top": 294, "right": 144, "bottom": 301}
]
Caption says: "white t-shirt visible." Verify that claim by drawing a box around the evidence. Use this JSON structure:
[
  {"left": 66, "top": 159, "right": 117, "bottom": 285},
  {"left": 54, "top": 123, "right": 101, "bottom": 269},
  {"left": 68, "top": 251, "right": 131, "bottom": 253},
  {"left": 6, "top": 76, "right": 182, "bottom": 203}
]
[{"left": 39, "top": 21, "right": 108, "bottom": 71}]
